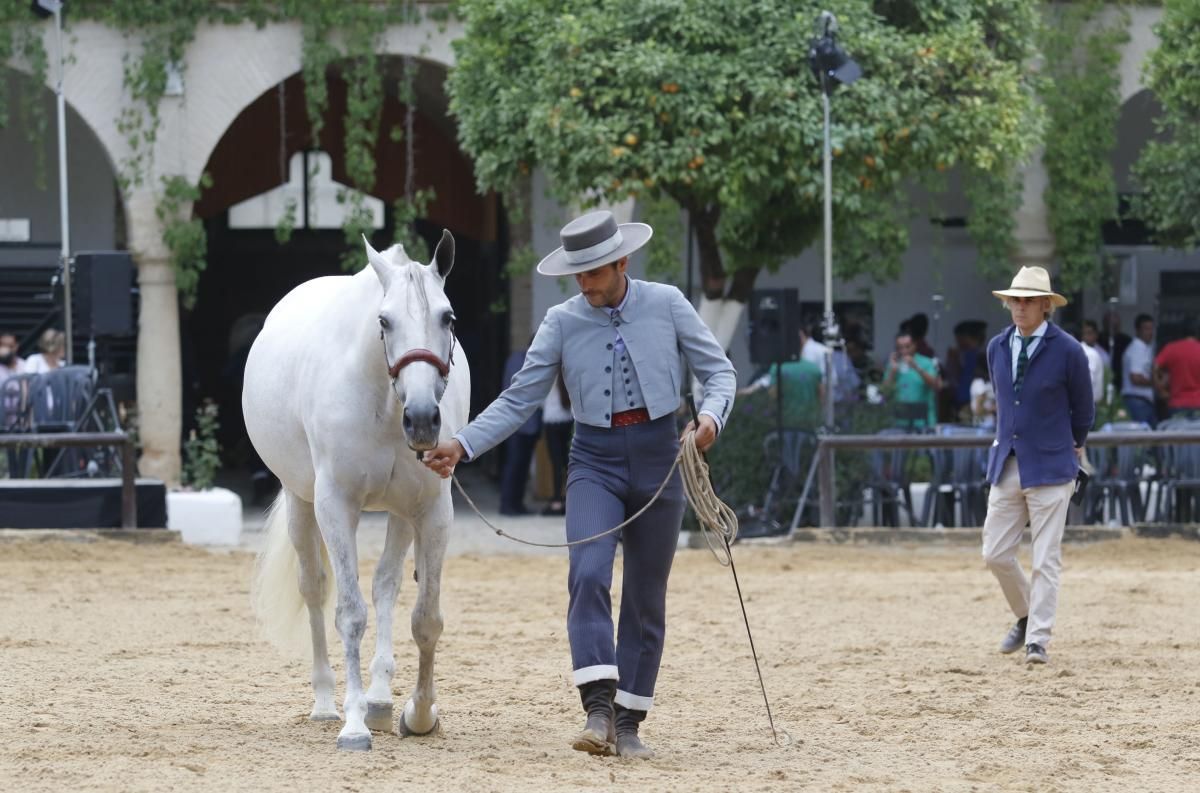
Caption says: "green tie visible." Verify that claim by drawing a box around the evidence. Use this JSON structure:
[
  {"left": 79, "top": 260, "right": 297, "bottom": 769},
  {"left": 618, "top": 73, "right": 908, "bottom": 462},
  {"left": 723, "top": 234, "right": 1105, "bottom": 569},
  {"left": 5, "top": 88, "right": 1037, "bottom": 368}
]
[{"left": 1014, "top": 336, "right": 1032, "bottom": 394}]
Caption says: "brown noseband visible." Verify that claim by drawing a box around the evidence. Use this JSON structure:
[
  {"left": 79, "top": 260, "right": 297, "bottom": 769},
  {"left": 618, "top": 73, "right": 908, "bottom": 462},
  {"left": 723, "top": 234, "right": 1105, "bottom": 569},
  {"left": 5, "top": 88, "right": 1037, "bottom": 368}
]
[{"left": 388, "top": 348, "right": 451, "bottom": 380}]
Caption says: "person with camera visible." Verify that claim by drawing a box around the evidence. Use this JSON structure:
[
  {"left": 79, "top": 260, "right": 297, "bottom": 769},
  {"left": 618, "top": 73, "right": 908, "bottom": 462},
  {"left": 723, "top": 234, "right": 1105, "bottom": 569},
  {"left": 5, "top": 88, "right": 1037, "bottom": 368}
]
[{"left": 982, "top": 267, "right": 1093, "bottom": 666}]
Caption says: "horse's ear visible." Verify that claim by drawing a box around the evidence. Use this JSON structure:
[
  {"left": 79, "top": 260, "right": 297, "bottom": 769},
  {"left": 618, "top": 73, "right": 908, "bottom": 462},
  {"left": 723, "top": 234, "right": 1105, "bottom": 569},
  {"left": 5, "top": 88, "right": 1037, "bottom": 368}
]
[
  {"left": 432, "top": 229, "right": 455, "bottom": 280},
  {"left": 362, "top": 234, "right": 394, "bottom": 292}
]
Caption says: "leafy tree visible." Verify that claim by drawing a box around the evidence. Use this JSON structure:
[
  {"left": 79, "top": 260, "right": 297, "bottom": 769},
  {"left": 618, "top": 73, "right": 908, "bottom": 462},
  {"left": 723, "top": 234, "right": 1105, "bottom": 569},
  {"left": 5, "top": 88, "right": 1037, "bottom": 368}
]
[
  {"left": 448, "top": 0, "right": 1041, "bottom": 320},
  {"left": 1133, "top": 0, "right": 1200, "bottom": 251}
]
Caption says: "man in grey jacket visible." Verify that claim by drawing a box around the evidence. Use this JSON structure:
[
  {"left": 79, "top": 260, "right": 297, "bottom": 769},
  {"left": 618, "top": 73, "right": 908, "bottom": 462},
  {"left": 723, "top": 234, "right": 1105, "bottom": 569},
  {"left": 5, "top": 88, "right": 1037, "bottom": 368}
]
[{"left": 422, "top": 210, "right": 736, "bottom": 759}]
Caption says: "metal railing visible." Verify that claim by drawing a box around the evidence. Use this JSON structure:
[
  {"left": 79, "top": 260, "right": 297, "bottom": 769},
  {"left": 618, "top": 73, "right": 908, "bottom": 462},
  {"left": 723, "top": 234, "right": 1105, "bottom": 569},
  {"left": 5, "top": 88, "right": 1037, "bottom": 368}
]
[
  {"left": 0, "top": 431, "right": 137, "bottom": 528},
  {"left": 815, "top": 430, "right": 1200, "bottom": 528}
]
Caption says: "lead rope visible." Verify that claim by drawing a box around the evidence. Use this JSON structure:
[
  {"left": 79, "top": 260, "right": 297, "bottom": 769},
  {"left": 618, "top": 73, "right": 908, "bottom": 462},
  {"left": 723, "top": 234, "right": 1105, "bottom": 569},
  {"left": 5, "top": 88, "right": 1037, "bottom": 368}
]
[{"left": 449, "top": 430, "right": 790, "bottom": 747}]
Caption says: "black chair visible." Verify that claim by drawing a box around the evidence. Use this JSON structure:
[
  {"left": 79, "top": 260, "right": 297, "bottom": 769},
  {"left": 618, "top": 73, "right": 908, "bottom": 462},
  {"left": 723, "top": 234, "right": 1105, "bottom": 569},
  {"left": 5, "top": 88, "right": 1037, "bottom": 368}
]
[
  {"left": 1, "top": 373, "right": 39, "bottom": 477},
  {"left": 1083, "top": 421, "right": 1150, "bottom": 525},
  {"left": 1155, "top": 418, "right": 1200, "bottom": 522},
  {"left": 929, "top": 425, "right": 989, "bottom": 527},
  {"left": 863, "top": 428, "right": 920, "bottom": 527}
]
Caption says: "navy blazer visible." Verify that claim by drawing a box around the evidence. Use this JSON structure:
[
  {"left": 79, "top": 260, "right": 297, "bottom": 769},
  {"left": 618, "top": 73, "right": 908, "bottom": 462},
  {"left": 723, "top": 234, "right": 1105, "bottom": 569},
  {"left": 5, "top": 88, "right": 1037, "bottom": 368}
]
[{"left": 985, "top": 322, "right": 1094, "bottom": 487}]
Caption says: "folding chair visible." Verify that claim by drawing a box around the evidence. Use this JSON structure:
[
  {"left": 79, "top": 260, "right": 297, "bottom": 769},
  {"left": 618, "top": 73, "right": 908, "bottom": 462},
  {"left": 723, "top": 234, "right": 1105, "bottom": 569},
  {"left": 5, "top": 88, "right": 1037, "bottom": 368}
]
[{"left": 929, "top": 425, "right": 989, "bottom": 527}]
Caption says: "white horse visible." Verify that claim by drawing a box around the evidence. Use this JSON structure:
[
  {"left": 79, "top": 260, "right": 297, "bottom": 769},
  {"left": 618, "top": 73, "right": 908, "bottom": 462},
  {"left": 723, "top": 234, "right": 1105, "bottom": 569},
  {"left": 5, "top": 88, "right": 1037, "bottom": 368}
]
[{"left": 245, "top": 231, "right": 469, "bottom": 751}]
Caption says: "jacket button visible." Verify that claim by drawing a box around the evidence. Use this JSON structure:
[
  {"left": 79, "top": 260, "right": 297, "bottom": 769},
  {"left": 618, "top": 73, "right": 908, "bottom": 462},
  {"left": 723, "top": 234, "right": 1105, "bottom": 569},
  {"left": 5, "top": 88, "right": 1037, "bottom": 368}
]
[
  {"left": 621, "top": 356, "right": 626, "bottom": 362},
  {"left": 604, "top": 389, "right": 610, "bottom": 396},
  {"left": 624, "top": 378, "right": 630, "bottom": 384},
  {"left": 623, "top": 368, "right": 628, "bottom": 373},
  {"left": 604, "top": 413, "right": 610, "bottom": 420},
  {"left": 605, "top": 366, "right": 612, "bottom": 373},
  {"left": 1013, "top": 434, "right": 1020, "bottom": 440},
  {"left": 606, "top": 343, "right": 613, "bottom": 350},
  {"left": 1015, "top": 400, "right": 1021, "bottom": 406},
  {"left": 627, "top": 391, "right": 633, "bottom": 397}
]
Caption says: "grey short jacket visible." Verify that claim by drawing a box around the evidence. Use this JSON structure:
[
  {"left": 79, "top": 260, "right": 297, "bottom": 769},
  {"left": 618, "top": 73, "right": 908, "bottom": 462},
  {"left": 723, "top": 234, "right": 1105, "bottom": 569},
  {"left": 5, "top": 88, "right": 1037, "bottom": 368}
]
[{"left": 457, "top": 278, "right": 736, "bottom": 459}]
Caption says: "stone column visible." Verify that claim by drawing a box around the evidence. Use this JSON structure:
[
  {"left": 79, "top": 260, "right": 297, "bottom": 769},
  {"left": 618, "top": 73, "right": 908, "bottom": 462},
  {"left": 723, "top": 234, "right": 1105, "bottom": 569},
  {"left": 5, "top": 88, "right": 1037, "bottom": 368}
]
[
  {"left": 1013, "top": 152, "right": 1055, "bottom": 273},
  {"left": 127, "top": 190, "right": 183, "bottom": 486}
]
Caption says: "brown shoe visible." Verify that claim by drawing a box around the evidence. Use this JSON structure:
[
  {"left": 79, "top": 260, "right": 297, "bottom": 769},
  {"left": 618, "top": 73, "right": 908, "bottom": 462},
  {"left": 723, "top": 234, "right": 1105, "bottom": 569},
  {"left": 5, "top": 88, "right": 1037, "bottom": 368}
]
[
  {"left": 616, "top": 731, "right": 654, "bottom": 760},
  {"left": 571, "top": 711, "right": 615, "bottom": 755}
]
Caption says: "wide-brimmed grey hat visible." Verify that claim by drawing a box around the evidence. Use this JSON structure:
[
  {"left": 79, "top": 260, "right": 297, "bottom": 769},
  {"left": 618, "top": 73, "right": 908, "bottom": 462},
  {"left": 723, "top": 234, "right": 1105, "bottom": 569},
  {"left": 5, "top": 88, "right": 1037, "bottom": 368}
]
[{"left": 536, "top": 210, "right": 653, "bottom": 276}]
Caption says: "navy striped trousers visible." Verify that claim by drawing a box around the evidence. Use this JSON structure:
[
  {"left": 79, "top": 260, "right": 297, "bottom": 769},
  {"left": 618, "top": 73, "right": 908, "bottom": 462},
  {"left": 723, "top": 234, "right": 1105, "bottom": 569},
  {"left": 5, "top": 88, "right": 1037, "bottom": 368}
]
[{"left": 565, "top": 414, "right": 686, "bottom": 712}]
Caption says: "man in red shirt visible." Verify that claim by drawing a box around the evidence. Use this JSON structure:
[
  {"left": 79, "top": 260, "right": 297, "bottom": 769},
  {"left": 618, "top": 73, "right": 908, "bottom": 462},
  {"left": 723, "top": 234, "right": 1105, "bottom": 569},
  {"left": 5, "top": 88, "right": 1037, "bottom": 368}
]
[{"left": 1154, "top": 319, "right": 1200, "bottom": 418}]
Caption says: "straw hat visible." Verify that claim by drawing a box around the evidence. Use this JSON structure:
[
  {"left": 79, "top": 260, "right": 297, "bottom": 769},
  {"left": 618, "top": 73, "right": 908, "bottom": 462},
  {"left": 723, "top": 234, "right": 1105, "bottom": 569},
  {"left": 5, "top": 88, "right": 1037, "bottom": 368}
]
[
  {"left": 991, "top": 266, "right": 1068, "bottom": 307},
  {"left": 536, "top": 210, "right": 653, "bottom": 276}
]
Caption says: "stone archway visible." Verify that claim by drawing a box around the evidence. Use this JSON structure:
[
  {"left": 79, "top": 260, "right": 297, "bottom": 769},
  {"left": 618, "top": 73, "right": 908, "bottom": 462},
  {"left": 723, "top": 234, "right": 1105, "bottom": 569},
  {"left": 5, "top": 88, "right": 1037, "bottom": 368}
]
[{"left": 187, "top": 57, "right": 508, "bottom": 490}]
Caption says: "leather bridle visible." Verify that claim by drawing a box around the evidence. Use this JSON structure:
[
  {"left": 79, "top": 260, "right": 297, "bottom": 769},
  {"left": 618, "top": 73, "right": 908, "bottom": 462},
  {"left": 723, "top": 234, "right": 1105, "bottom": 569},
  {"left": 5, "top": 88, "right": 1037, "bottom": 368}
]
[{"left": 381, "top": 330, "right": 455, "bottom": 383}]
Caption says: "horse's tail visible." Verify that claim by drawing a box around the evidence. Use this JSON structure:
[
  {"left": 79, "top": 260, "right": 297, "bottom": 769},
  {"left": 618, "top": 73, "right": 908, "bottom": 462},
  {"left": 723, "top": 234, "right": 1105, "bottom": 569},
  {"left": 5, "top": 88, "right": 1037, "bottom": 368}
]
[{"left": 251, "top": 491, "right": 334, "bottom": 657}]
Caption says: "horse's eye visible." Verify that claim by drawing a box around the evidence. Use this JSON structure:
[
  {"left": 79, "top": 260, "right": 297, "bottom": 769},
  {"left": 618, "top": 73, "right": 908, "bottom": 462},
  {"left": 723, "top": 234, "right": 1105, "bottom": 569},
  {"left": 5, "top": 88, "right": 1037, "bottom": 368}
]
[
  {"left": 442, "top": 311, "right": 456, "bottom": 328},
  {"left": 379, "top": 315, "right": 391, "bottom": 330}
]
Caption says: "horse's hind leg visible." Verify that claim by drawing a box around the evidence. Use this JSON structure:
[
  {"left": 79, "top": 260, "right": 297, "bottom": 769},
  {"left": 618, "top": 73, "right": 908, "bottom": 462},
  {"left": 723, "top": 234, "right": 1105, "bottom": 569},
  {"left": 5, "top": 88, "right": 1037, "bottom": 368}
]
[
  {"left": 364, "top": 513, "right": 414, "bottom": 733},
  {"left": 401, "top": 501, "right": 449, "bottom": 736},
  {"left": 287, "top": 490, "right": 338, "bottom": 721},
  {"left": 314, "top": 484, "right": 372, "bottom": 751}
]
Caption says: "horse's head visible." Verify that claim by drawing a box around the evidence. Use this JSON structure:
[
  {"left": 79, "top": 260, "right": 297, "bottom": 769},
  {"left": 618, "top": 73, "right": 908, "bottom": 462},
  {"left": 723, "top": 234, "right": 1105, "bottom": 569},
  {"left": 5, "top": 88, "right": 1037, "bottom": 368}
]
[{"left": 363, "top": 231, "right": 456, "bottom": 452}]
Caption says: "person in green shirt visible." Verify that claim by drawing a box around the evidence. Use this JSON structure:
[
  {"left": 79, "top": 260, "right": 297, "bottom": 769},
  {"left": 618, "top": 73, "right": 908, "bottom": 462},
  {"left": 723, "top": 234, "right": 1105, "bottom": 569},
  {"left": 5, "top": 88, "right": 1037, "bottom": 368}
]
[
  {"left": 884, "top": 332, "right": 941, "bottom": 428},
  {"left": 740, "top": 356, "right": 824, "bottom": 428}
]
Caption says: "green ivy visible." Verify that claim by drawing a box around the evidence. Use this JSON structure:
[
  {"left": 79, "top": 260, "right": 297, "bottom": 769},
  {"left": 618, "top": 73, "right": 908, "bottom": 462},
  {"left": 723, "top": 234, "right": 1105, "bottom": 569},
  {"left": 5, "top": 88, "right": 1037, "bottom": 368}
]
[
  {"left": 1038, "top": 1, "right": 1129, "bottom": 293},
  {"left": 182, "top": 399, "right": 221, "bottom": 491},
  {"left": 1132, "top": 0, "right": 1200, "bottom": 250},
  {"left": 156, "top": 172, "right": 211, "bottom": 309}
]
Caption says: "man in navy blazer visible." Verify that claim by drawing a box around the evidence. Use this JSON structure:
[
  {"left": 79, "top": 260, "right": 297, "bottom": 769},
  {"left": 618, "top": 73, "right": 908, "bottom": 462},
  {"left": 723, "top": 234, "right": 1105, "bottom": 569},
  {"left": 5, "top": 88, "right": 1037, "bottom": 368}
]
[{"left": 983, "top": 266, "right": 1093, "bottom": 665}]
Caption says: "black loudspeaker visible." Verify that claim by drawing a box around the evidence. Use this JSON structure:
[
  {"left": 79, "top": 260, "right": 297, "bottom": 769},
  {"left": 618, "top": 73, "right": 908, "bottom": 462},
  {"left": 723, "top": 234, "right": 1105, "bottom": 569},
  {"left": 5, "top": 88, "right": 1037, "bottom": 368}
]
[
  {"left": 71, "top": 251, "right": 135, "bottom": 337},
  {"left": 748, "top": 288, "right": 801, "bottom": 366}
]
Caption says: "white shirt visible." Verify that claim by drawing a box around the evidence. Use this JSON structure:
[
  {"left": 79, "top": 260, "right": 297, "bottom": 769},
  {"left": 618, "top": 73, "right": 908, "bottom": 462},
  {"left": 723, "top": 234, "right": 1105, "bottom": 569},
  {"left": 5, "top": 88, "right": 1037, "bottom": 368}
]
[
  {"left": 23, "top": 354, "right": 61, "bottom": 375},
  {"left": 1010, "top": 320, "right": 1047, "bottom": 383},
  {"left": 541, "top": 377, "right": 573, "bottom": 424},
  {"left": 801, "top": 337, "right": 828, "bottom": 368},
  {"left": 1122, "top": 337, "right": 1155, "bottom": 400},
  {"left": 1081, "top": 343, "right": 1103, "bottom": 403}
]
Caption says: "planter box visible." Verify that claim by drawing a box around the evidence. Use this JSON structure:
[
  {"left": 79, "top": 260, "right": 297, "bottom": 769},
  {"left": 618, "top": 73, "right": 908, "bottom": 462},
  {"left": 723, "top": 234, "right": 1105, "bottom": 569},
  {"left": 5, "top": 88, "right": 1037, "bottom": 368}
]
[{"left": 167, "top": 487, "right": 242, "bottom": 545}]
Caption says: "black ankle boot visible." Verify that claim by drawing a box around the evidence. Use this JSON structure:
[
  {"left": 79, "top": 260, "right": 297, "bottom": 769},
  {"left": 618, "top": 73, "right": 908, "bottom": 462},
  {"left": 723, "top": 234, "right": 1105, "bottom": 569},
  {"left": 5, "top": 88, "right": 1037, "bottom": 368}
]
[
  {"left": 614, "top": 704, "right": 654, "bottom": 759},
  {"left": 571, "top": 680, "right": 616, "bottom": 755}
]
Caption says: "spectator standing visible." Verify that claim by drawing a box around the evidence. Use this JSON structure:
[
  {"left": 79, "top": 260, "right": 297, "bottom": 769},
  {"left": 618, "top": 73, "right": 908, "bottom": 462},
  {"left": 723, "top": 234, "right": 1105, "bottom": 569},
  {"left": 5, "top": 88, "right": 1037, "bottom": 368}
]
[
  {"left": 943, "top": 320, "right": 986, "bottom": 421},
  {"left": 1082, "top": 320, "right": 1110, "bottom": 368},
  {"left": 1121, "top": 314, "right": 1156, "bottom": 427},
  {"left": 969, "top": 356, "right": 996, "bottom": 429},
  {"left": 799, "top": 321, "right": 829, "bottom": 369},
  {"left": 540, "top": 374, "right": 573, "bottom": 515},
  {"left": 982, "top": 266, "right": 1093, "bottom": 666},
  {"left": 739, "top": 326, "right": 824, "bottom": 428},
  {"left": 1154, "top": 319, "right": 1200, "bottom": 418},
  {"left": 1075, "top": 326, "right": 1104, "bottom": 406},
  {"left": 883, "top": 332, "right": 941, "bottom": 428},
  {"left": 0, "top": 332, "right": 26, "bottom": 386},
  {"left": 906, "top": 313, "right": 938, "bottom": 361},
  {"left": 24, "top": 329, "right": 66, "bottom": 375},
  {"left": 498, "top": 343, "right": 543, "bottom": 515},
  {"left": 1101, "top": 310, "right": 1131, "bottom": 388}
]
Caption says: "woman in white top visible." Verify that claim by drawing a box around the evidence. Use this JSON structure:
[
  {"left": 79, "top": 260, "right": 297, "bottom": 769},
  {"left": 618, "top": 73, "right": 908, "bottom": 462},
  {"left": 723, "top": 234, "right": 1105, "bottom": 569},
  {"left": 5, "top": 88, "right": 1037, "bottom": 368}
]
[{"left": 24, "top": 329, "right": 65, "bottom": 375}]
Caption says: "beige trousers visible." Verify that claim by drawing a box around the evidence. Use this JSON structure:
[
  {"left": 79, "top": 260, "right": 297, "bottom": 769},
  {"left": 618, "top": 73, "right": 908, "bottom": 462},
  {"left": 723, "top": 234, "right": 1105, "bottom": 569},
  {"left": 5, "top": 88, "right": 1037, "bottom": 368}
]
[{"left": 981, "top": 456, "right": 1074, "bottom": 649}]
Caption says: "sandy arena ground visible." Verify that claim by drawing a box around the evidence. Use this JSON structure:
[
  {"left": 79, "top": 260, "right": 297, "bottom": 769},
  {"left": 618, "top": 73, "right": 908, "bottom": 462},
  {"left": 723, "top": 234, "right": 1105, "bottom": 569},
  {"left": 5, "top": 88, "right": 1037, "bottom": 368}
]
[{"left": 0, "top": 534, "right": 1197, "bottom": 792}]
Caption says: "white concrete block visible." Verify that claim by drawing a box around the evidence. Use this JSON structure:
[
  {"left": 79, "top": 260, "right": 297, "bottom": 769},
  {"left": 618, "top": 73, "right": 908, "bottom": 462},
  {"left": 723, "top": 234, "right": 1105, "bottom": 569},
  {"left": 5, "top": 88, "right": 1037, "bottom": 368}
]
[{"left": 167, "top": 487, "right": 243, "bottom": 545}]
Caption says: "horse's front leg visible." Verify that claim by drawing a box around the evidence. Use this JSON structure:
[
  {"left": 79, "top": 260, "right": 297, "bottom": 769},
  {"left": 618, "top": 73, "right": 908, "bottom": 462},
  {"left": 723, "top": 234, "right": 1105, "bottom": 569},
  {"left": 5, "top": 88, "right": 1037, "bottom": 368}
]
[
  {"left": 364, "top": 513, "right": 414, "bottom": 733},
  {"left": 400, "top": 501, "right": 449, "bottom": 736},
  {"left": 314, "top": 486, "right": 371, "bottom": 751}
]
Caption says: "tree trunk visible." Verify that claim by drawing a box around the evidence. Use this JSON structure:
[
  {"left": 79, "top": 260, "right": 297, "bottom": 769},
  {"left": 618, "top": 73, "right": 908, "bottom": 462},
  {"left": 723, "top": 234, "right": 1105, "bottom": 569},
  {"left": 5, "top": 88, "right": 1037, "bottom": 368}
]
[{"left": 688, "top": 203, "right": 761, "bottom": 355}]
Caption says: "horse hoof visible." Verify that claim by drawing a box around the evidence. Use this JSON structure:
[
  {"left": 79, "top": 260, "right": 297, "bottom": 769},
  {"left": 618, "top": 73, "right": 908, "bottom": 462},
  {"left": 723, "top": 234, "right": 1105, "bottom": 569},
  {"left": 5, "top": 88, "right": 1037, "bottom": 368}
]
[
  {"left": 398, "top": 702, "right": 439, "bottom": 737},
  {"left": 365, "top": 701, "right": 394, "bottom": 733},
  {"left": 310, "top": 709, "right": 341, "bottom": 722},
  {"left": 336, "top": 732, "right": 372, "bottom": 752}
]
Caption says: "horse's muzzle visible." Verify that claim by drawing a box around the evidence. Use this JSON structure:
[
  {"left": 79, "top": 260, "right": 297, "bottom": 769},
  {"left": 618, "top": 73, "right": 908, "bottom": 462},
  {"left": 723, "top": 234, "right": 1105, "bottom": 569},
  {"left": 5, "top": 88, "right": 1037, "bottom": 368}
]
[{"left": 403, "top": 404, "right": 442, "bottom": 450}]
